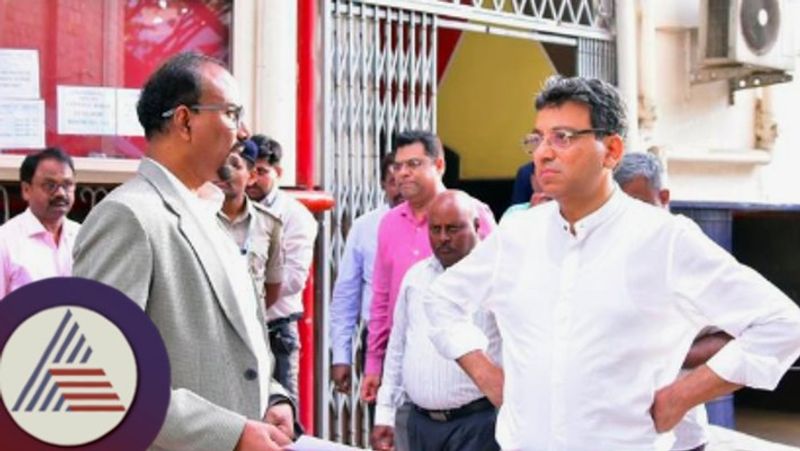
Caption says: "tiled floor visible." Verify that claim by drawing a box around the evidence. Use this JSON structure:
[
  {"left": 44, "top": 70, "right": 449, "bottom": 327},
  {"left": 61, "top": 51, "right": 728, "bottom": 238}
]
[{"left": 735, "top": 407, "right": 800, "bottom": 447}]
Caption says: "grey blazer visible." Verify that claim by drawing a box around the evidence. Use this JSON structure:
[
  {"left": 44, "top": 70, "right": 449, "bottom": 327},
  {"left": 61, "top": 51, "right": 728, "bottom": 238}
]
[{"left": 73, "top": 158, "right": 287, "bottom": 451}]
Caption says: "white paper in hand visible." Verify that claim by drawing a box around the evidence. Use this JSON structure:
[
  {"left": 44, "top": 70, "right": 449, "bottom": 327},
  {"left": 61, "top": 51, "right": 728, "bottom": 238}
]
[{"left": 283, "top": 435, "right": 364, "bottom": 451}]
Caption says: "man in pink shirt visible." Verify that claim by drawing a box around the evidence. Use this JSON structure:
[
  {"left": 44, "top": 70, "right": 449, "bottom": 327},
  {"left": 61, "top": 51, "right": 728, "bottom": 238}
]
[
  {"left": 0, "top": 148, "right": 80, "bottom": 299},
  {"left": 361, "top": 131, "right": 496, "bottom": 403}
]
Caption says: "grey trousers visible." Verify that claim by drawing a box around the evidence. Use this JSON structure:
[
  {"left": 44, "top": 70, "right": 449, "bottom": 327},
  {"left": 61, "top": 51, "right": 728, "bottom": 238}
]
[{"left": 394, "top": 402, "right": 411, "bottom": 451}]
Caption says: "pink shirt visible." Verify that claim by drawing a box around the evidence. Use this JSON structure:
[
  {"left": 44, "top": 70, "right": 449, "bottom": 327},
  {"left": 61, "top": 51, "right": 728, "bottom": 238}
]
[
  {"left": 365, "top": 199, "right": 496, "bottom": 375},
  {"left": 0, "top": 208, "right": 80, "bottom": 299}
]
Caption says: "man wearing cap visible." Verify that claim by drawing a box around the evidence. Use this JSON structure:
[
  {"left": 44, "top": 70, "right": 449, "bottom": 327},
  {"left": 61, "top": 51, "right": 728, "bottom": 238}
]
[
  {"left": 216, "top": 141, "right": 283, "bottom": 311},
  {"left": 246, "top": 134, "right": 318, "bottom": 401}
]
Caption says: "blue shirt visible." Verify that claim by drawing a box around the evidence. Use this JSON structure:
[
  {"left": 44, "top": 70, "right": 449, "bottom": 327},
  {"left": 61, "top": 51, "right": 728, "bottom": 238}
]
[{"left": 329, "top": 204, "right": 389, "bottom": 365}]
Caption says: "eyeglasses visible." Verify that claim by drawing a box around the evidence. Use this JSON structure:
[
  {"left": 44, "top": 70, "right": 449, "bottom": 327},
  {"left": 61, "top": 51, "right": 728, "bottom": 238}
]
[
  {"left": 391, "top": 157, "right": 430, "bottom": 172},
  {"left": 37, "top": 180, "right": 76, "bottom": 194},
  {"left": 522, "top": 128, "right": 608, "bottom": 154},
  {"left": 162, "top": 103, "right": 244, "bottom": 129}
]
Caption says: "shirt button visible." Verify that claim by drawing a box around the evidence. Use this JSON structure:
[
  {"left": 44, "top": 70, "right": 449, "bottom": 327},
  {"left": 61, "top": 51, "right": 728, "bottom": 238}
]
[{"left": 244, "top": 368, "right": 258, "bottom": 380}]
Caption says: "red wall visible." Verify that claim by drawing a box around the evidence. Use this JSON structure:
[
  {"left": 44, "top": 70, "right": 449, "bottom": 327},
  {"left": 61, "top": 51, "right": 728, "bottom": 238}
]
[{"left": 1, "top": 0, "right": 231, "bottom": 158}]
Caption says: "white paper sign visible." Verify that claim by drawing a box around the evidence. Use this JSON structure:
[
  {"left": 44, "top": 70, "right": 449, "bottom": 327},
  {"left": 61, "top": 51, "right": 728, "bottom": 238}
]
[
  {"left": 284, "top": 435, "right": 363, "bottom": 451},
  {"left": 0, "top": 99, "right": 45, "bottom": 149},
  {"left": 0, "top": 49, "right": 40, "bottom": 99},
  {"left": 116, "top": 88, "right": 144, "bottom": 137},
  {"left": 57, "top": 85, "right": 116, "bottom": 135}
]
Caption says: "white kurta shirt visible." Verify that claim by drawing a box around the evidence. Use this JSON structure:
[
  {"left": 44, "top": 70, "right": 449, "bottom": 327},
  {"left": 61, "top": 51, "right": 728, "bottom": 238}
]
[
  {"left": 425, "top": 189, "right": 800, "bottom": 451},
  {"left": 374, "top": 256, "right": 501, "bottom": 426}
]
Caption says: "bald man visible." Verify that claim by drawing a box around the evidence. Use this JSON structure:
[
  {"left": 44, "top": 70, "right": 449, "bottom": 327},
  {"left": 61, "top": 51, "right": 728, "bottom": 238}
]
[{"left": 371, "top": 191, "right": 501, "bottom": 451}]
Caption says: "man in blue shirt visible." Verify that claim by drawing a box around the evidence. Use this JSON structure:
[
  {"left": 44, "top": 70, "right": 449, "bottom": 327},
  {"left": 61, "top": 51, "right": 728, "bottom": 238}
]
[{"left": 329, "top": 155, "right": 402, "bottom": 393}]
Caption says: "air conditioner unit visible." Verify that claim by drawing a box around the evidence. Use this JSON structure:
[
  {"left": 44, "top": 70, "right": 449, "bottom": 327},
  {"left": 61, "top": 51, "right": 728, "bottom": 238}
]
[{"left": 699, "top": 0, "right": 794, "bottom": 71}]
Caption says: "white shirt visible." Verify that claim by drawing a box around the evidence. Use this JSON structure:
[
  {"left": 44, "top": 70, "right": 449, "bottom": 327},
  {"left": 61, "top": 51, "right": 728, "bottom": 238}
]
[
  {"left": 671, "top": 326, "right": 719, "bottom": 451},
  {"left": 150, "top": 159, "right": 271, "bottom": 416},
  {"left": 329, "top": 204, "right": 388, "bottom": 364},
  {"left": 375, "top": 256, "right": 501, "bottom": 426},
  {"left": 262, "top": 188, "right": 318, "bottom": 320},
  {"left": 426, "top": 189, "right": 800, "bottom": 451}
]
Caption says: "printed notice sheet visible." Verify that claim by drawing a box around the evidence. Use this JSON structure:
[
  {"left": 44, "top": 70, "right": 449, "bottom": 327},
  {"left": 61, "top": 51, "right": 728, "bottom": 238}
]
[
  {"left": 0, "top": 49, "right": 40, "bottom": 99},
  {"left": 0, "top": 99, "right": 45, "bottom": 149},
  {"left": 57, "top": 85, "right": 116, "bottom": 135},
  {"left": 116, "top": 88, "right": 144, "bottom": 137}
]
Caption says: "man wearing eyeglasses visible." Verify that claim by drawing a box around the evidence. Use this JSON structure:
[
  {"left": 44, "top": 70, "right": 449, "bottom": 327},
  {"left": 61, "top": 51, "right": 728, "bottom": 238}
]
[
  {"left": 359, "top": 130, "right": 496, "bottom": 450},
  {"left": 73, "top": 52, "right": 297, "bottom": 451},
  {"left": 424, "top": 76, "right": 800, "bottom": 450},
  {"left": 0, "top": 148, "right": 79, "bottom": 299}
]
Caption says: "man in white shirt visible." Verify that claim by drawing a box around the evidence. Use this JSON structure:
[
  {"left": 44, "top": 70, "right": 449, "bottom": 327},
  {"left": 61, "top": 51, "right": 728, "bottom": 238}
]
[
  {"left": 329, "top": 154, "right": 403, "bottom": 394},
  {"left": 615, "top": 151, "right": 734, "bottom": 451},
  {"left": 371, "top": 190, "right": 501, "bottom": 451},
  {"left": 425, "top": 76, "right": 800, "bottom": 450},
  {"left": 0, "top": 148, "right": 80, "bottom": 299},
  {"left": 246, "top": 134, "right": 318, "bottom": 400}
]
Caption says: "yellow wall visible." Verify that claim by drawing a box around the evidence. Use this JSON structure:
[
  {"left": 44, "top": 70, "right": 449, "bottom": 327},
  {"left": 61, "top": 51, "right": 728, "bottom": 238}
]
[{"left": 438, "top": 33, "right": 555, "bottom": 179}]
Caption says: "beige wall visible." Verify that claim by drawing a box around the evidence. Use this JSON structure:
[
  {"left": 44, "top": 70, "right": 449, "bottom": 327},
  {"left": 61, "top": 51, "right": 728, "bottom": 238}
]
[
  {"left": 643, "top": 0, "right": 800, "bottom": 203},
  {"left": 438, "top": 33, "right": 555, "bottom": 180}
]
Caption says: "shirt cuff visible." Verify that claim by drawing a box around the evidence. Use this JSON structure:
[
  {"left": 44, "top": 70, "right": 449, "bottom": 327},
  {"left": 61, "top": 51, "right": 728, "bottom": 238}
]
[
  {"left": 705, "top": 340, "right": 753, "bottom": 388},
  {"left": 331, "top": 347, "right": 353, "bottom": 365},
  {"left": 374, "top": 404, "right": 396, "bottom": 426},
  {"left": 707, "top": 339, "right": 790, "bottom": 390},
  {"left": 430, "top": 322, "right": 488, "bottom": 360}
]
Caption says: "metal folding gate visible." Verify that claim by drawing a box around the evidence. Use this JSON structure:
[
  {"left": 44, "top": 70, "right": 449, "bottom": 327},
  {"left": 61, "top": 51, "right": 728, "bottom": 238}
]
[{"left": 319, "top": 0, "right": 615, "bottom": 445}]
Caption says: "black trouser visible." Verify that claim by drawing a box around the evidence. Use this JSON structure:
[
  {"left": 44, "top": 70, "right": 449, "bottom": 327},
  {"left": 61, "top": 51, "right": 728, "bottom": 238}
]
[
  {"left": 407, "top": 404, "right": 499, "bottom": 451},
  {"left": 267, "top": 317, "right": 300, "bottom": 401}
]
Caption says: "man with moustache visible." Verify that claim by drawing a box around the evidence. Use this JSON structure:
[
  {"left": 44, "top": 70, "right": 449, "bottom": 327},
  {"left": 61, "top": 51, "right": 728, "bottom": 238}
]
[
  {"left": 73, "top": 52, "right": 296, "bottom": 451},
  {"left": 0, "top": 148, "right": 79, "bottom": 298},
  {"left": 216, "top": 141, "right": 283, "bottom": 312},
  {"left": 371, "top": 190, "right": 501, "bottom": 451},
  {"left": 425, "top": 76, "right": 800, "bottom": 450},
  {"left": 361, "top": 130, "right": 496, "bottom": 451},
  {"left": 245, "top": 134, "right": 318, "bottom": 401},
  {"left": 360, "top": 131, "right": 497, "bottom": 403}
]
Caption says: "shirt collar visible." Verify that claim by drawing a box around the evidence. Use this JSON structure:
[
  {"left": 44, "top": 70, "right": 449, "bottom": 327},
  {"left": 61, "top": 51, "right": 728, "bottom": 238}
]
[
  {"left": 263, "top": 187, "right": 279, "bottom": 208},
  {"left": 217, "top": 197, "right": 253, "bottom": 226},
  {"left": 397, "top": 201, "right": 427, "bottom": 226},
  {"left": 555, "top": 185, "right": 626, "bottom": 240},
  {"left": 427, "top": 256, "right": 446, "bottom": 274},
  {"left": 19, "top": 208, "right": 50, "bottom": 238},
  {"left": 145, "top": 157, "right": 222, "bottom": 221}
]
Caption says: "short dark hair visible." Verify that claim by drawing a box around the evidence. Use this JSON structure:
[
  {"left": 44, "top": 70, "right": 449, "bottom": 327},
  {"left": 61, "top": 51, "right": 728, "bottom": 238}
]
[
  {"left": 136, "top": 51, "right": 222, "bottom": 139},
  {"left": 250, "top": 134, "right": 283, "bottom": 166},
  {"left": 20, "top": 148, "right": 75, "bottom": 184},
  {"left": 379, "top": 153, "right": 395, "bottom": 183},
  {"left": 535, "top": 76, "right": 627, "bottom": 138},
  {"left": 393, "top": 130, "right": 441, "bottom": 159}
]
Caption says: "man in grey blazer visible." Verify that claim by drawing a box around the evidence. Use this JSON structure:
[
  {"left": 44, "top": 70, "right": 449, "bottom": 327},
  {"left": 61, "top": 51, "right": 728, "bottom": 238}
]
[{"left": 73, "top": 52, "right": 296, "bottom": 451}]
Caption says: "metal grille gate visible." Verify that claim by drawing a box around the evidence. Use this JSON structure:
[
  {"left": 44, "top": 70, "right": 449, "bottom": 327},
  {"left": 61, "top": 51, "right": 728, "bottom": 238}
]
[{"left": 319, "top": 0, "right": 615, "bottom": 445}]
